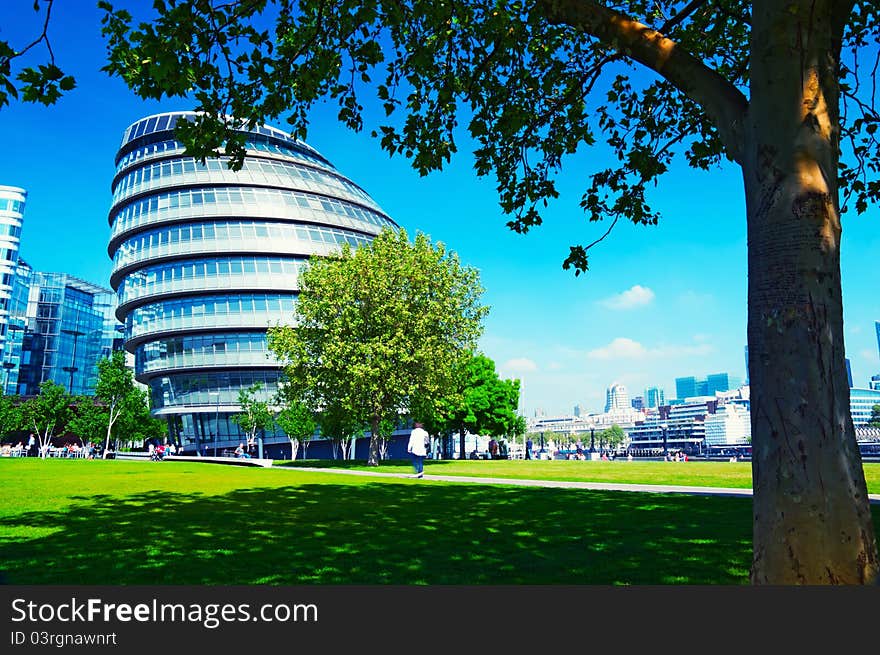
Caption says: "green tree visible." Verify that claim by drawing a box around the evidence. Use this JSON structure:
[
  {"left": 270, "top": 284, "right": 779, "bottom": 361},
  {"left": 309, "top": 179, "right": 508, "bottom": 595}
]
[
  {"left": 599, "top": 425, "right": 626, "bottom": 454},
  {"left": 869, "top": 405, "right": 880, "bottom": 429},
  {"left": 117, "top": 387, "right": 167, "bottom": 450},
  {"left": 67, "top": 396, "right": 109, "bottom": 448},
  {"left": 231, "top": 383, "right": 275, "bottom": 453},
  {"left": 94, "top": 350, "right": 138, "bottom": 459},
  {"left": 317, "top": 403, "right": 366, "bottom": 461},
  {"left": 21, "top": 380, "right": 71, "bottom": 458},
  {"left": 274, "top": 383, "right": 317, "bottom": 461},
  {"left": 424, "top": 352, "right": 522, "bottom": 460},
  {"left": 268, "top": 228, "right": 487, "bottom": 466},
  {"left": 0, "top": 394, "right": 24, "bottom": 440},
  {"left": 9, "top": 0, "right": 877, "bottom": 583}
]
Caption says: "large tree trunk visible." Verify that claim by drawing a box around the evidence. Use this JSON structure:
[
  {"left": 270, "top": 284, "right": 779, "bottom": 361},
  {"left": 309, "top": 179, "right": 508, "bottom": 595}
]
[
  {"left": 367, "top": 417, "right": 380, "bottom": 466},
  {"left": 745, "top": 1, "right": 878, "bottom": 583}
]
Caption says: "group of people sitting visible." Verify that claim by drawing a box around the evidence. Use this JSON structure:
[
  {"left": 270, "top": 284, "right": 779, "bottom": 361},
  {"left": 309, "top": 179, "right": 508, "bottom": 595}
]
[{"left": 148, "top": 442, "right": 177, "bottom": 461}]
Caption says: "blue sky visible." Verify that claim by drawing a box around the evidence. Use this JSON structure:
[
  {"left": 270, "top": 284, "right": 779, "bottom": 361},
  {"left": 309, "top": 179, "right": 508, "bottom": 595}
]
[{"left": 1, "top": 2, "right": 878, "bottom": 416}]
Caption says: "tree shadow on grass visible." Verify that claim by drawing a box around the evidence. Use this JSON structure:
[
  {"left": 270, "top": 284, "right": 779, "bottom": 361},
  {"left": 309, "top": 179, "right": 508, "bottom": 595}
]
[{"left": 1, "top": 482, "right": 761, "bottom": 585}]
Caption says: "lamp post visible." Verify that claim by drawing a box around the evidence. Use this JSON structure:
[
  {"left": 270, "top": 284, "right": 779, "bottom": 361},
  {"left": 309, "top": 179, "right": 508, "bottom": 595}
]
[
  {"left": 589, "top": 427, "right": 596, "bottom": 453},
  {"left": 209, "top": 391, "right": 220, "bottom": 456},
  {"left": 61, "top": 328, "right": 85, "bottom": 394}
]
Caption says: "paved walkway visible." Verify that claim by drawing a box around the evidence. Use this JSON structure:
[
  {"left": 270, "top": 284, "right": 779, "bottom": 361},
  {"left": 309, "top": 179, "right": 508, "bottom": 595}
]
[{"left": 285, "top": 466, "right": 880, "bottom": 504}]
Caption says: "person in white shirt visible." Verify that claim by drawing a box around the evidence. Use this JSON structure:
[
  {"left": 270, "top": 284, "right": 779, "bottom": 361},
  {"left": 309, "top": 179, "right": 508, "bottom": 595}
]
[{"left": 407, "top": 422, "right": 429, "bottom": 478}]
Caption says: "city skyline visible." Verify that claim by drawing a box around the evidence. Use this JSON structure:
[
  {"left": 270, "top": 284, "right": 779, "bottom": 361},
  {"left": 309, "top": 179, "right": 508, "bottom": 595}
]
[{"left": 1, "top": 3, "right": 878, "bottom": 417}]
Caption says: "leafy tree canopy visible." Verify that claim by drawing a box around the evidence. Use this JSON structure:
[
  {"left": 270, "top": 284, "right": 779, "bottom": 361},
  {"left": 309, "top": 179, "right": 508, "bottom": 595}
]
[{"left": 268, "top": 227, "right": 487, "bottom": 465}]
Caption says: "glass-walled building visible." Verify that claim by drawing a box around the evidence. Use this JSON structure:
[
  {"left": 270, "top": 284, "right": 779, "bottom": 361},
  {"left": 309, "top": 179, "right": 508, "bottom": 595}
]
[
  {"left": 8, "top": 265, "right": 120, "bottom": 396},
  {"left": 0, "top": 185, "right": 26, "bottom": 362},
  {"left": 109, "top": 111, "right": 397, "bottom": 454}
]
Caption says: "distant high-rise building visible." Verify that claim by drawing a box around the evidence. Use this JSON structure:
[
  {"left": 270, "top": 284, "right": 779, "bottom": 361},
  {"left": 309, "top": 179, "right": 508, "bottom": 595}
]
[
  {"left": 876, "top": 321, "right": 880, "bottom": 358},
  {"left": 675, "top": 376, "right": 697, "bottom": 400},
  {"left": 631, "top": 396, "right": 644, "bottom": 410},
  {"left": 573, "top": 404, "right": 582, "bottom": 417},
  {"left": 744, "top": 345, "right": 749, "bottom": 385},
  {"left": 706, "top": 372, "right": 741, "bottom": 395},
  {"left": 845, "top": 358, "right": 853, "bottom": 388},
  {"left": 644, "top": 386, "right": 665, "bottom": 408},
  {"left": 605, "top": 383, "right": 629, "bottom": 412},
  {"left": 870, "top": 375, "right": 880, "bottom": 391}
]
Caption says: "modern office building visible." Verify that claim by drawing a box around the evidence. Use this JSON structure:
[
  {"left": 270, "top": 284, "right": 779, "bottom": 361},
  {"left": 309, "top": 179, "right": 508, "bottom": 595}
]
[
  {"left": 675, "top": 376, "right": 697, "bottom": 400},
  {"left": 108, "top": 111, "right": 398, "bottom": 455},
  {"left": 704, "top": 403, "right": 752, "bottom": 448},
  {"left": 631, "top": 395, "right": 644, "bottom": 411},
  {"left": 644, "top": 386, "right": 665, "bottom": 409},
  {"left": 676, "top": 372, "right": 739, "bottom": 400},
  {"left": 605, "top": 382, "right": 629, "bottom": 412},
  {"left": 850, "top": 387, "right": 880, "bottom": 426},
  {"left": 845, "top": 358, "right": 853, "bottom": 388},
  {"left": 0, "top": 185, "right": 26, "bottom": 359},
  {"left": 1, "top": 259, "right": 122, "bottom": 395}
]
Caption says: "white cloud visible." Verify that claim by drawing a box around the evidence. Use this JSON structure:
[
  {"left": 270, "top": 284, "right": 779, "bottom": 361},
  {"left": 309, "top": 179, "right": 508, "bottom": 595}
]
[
  {"left": 860, "top": 349, "right": 879, "bottom": 363},
  {"left": 587, "top": 338, "right": 714, "bottom": 360},
  {"left": 587, "top": 338, "right": 647, "bottom": 360},
  {"left": 502, "top": 357, "right": 538, "bottom": 372},
  {"left": 599, "top": 285, "right": 655, "bottom": 310}
]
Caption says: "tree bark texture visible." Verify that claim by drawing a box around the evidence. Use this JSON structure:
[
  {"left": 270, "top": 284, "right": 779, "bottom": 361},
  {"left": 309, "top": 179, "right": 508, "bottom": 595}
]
[
  {"left": 368, "top": 417, "right": 381, "bottom": 466},
  {"left": 744, "top": 0, "right": 878, "bottom": 584}
]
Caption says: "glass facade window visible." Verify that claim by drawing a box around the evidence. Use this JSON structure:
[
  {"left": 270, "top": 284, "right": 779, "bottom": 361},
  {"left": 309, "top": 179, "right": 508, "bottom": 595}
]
[
  {"left": 112, "top": 220, "right": 370, "bottom": 274},
  {"left": 110, "top": 111, "right": 397, "bottom": 454},
  {"left": 109, "top": 185, "right": 393, "bottom": 244}
]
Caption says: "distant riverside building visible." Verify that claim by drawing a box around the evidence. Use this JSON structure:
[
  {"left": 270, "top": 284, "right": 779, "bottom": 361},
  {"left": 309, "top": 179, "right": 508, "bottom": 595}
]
[
  {"left": 876, "top": 321, "right": 880, "bottom": 358},
  {"left": 605, "top": 383, "right": 629, "bottom": 412},
  {"left": 850, "top": 387, "right": 880, "bottom": 426},
  {"left": 871, "top": 375, "right": 880, "bottom": 392},
  {"left": 644, "top": 386, "right": 665, "bottom": 409},
  {"left": 845, "top": 358, "right": 853, "bottom": 388},
  {"left": 573, "top": 404, "right": 582, "bottom": 417},
  {"left": 0, "top": 185, "right": 25, "bottom": 359},
  {"left": 676, "top": 372, "right": 740, "bottom": 401},
  {"left": 631, "top": 395, "right": 644, "bottom": 411},
  {"left": 704, "top": 403, "right": 752, "bottom": 447},
  {"left": 108, "top": 111, "right": 397, "bottom": 455}
]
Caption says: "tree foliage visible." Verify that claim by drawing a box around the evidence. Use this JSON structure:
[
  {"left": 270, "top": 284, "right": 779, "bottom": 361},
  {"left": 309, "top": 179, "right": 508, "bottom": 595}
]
[
  {"left": 0, "top": 394, "right": 24, "bottom": 439},
  {"left": 231, "top": 382, "right": 275, "bottom": 447},
  {"left": 869, "top": 404, "right": 880, "bottom": 429},
  {"left": 598, "top": 424, "right": 625, "bottom": 452},
  {"left": 268, "top": 227, "right": 487, "bottom": 465},
  {"left": 94, "top": 350, "right": 139, "bottom": 457},
  {"left": 422, "top": 352, "right": 522, "bottom": 459},
  {"left": 274, "top": 381, "right": 318, "bottom": 461},
  {"left": 21, "top": 380, "right": 71, "bottom": 457}
]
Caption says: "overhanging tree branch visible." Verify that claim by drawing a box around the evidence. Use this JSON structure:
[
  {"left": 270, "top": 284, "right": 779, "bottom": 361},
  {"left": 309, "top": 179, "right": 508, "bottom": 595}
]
[{"left": 539, "top": 0, "right": 749, "bottom": 163}]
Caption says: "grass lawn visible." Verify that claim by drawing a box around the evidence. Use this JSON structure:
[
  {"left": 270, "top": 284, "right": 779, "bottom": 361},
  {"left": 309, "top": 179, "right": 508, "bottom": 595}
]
[
  {"left": 1, "top": 459, "right": 877, "bottom": 586},
  {"left": 277, "top": 458, "right": 880, "bottom": 493}
]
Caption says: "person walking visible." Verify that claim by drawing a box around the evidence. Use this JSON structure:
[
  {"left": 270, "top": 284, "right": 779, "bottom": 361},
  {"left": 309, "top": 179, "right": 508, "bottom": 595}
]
[
  {"left": 407, "top": 421, "right": 429, "bottom": 478},
  {"left": 525, "top": 436, "right": 533, "bottom": 460}
]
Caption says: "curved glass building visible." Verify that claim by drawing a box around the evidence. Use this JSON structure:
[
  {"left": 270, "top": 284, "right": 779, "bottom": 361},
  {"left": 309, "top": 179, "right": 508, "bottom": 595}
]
[{"left": 109, "top": 112, "right": 397, "bottom": 454}]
